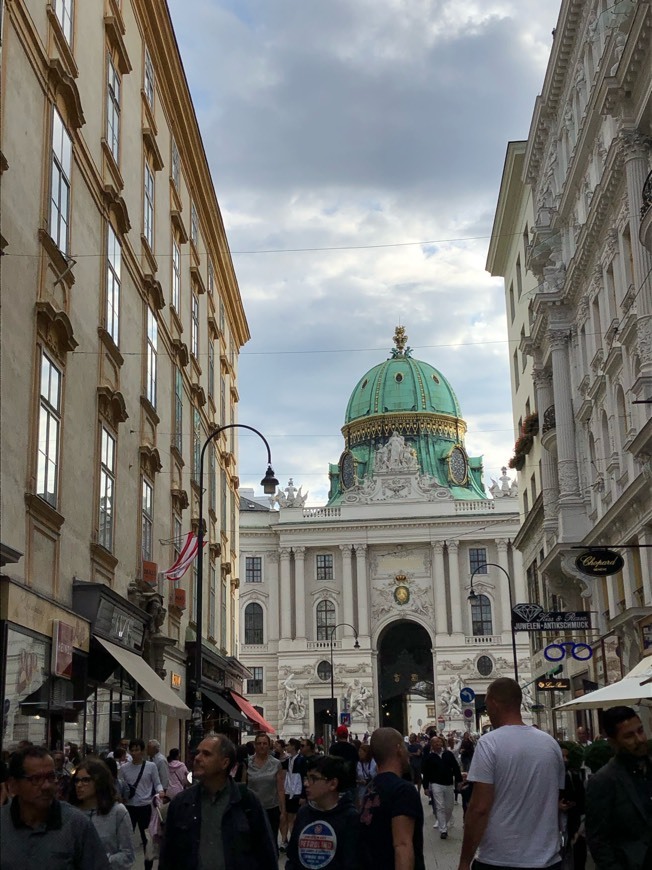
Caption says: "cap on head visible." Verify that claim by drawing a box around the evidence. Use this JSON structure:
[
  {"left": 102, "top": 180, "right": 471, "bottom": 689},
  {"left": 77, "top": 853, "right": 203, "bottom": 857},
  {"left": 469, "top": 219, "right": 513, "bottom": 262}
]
[{"left": 336, "top": 725, "right": 349, "bottom": 739}]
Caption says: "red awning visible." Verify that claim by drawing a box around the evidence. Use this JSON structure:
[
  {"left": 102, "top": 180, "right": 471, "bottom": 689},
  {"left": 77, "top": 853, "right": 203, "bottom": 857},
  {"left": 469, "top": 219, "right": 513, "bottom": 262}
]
[{"left": 229, "top": 691, "right": 275, "bottom": 733}]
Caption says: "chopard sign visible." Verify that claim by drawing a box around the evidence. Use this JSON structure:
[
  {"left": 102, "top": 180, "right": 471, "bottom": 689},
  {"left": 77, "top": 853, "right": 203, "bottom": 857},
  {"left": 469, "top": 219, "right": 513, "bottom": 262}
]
[{"left": 575, "top": 549, "right": 624, "bottom": 577}]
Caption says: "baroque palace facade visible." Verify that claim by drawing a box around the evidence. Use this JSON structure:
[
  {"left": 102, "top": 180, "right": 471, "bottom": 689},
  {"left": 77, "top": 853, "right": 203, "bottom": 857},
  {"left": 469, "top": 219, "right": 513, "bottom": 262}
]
[
  {"left": 0, "top": 0, "right": 254, "bottom": 753},
  {"left": 240, "top": 329, "right": 529, "bottom": 738},
  {"left": 488, "top": 0, "right": 652, "bottom": 736}
]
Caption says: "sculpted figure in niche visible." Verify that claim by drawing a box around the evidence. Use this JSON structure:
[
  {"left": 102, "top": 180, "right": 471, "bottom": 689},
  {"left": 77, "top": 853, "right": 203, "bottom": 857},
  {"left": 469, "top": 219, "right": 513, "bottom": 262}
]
[
  {"left": 348, "top": 679, "right": 372, "bottom": 721},
  {"left": 375, "top": 432, "right": 418, "bottom": 472},
  {"left": 439, "top": 678, "right": 463, "bottom": 718},
  {"left": 281, "top": 674, "right": 306, "bottom": 722}
]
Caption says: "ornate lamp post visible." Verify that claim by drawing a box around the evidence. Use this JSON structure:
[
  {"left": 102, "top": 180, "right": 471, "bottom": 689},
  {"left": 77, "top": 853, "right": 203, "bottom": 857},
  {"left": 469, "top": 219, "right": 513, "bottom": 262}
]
[
  {"left": 190, "top": 424, "right": 278, "bottom": 750},
  {"left": 329, "top": 622, "right": 360, "bottom": 730},
  {"left": 468, "top": 562, "right": 519, "bottom": 682}
]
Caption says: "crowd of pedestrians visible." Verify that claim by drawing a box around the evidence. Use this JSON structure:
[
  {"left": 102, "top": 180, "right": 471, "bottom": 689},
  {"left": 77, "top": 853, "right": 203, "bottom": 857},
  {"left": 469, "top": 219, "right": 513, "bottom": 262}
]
[{"left": 1, "top": 679, "right": 650, "bottom": 870}]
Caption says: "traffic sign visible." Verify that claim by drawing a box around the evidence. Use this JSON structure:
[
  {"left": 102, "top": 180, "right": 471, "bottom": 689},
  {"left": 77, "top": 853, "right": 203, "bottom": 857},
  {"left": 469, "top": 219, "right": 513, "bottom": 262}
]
[
  {"left": 463, "top": 708, "right": 474, "bottom": 719},
  {"left": 460, "top": 687, "right": 475, "bottom": 704}
]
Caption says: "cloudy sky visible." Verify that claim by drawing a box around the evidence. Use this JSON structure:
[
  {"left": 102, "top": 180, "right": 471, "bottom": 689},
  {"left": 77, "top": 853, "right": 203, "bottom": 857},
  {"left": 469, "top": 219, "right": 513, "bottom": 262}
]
[{"left": 168, "top": 0, "right": 560, "bottom": 505}]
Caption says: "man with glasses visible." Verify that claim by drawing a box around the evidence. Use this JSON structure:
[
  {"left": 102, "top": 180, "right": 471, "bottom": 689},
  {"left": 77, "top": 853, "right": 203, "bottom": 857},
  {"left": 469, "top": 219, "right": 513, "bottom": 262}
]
[
  {"left": 1, "top": 745, "right": 109, "bottom": 869},
  {"left": 286, "top": 755, "right": 361, "bottom": 870}
]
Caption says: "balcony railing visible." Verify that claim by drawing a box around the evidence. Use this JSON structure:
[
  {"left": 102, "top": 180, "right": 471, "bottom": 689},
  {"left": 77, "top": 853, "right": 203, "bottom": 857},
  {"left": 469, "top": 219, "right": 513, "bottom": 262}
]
[
  {"left": 307, "top": 640, "right": 342, "bottom": 650},
  {"left": 641, "top": 170, "right": 652, "bottom": 221},
  {"left": 542, "top": 405, "right": 556, "bottom": 434},
  {"left": 464, "top": 635, "right": 501, "bottom": 645}
]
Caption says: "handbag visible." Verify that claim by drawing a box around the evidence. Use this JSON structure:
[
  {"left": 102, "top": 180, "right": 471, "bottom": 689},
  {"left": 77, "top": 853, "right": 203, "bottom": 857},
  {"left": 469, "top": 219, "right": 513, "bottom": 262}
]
[{"left": 127, "top": 761, "right": 146, "bottom": 800}]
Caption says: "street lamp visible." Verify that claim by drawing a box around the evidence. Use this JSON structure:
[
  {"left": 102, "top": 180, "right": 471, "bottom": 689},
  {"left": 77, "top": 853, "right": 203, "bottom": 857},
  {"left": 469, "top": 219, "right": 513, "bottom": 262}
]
[
  {"left": 191, "top": 424, "right": 278, "bottom": 749},
  {"left": 468, "top": 562, "right": 519, "bottom": 682},
  {"left": 328, "top": 622, "right": 359, "bottom": 730}
]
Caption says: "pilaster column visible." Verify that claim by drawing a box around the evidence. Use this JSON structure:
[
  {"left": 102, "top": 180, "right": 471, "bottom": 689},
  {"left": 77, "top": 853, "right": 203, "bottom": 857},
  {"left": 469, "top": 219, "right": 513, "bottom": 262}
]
[
  {"left": 496, "top": 539, "right": 513, "bottom": 634},
  {"left": 606, "top": 575, "right": 617, "bottom": 620},
  {"left": 354, "top": 545, "right": 369, "bottom": 637},
  {"left": 533, "top": 366, "right": 559, "bottom": 534},
  {"left": 621, "top": 130, "right": 652, "bottom": 383},
  {"left": 267, "top": 552, "right": 280, "bottom": 640},
  {"left": 432, "top": 542, "right": 447, "bottom": 635},
  {"left": 447, "top": 541, "right": 463, "bottom": 634},
  {"left": 638, "top": 528, "right": 652, "bottom": 606},
  {"left": 622, "top": 550, "right": 635, "bottom": 610},
  {"left": 279, "top": 548, "right": 292, "bottom": 639},
  {"left": 340, "top": 545, "right": 354, "bottom": 636},
  {"left": 511, "top": 546, "right": 527, "bottom": 604},
  {"left": 294, "top": 547, "right": 306, "bottom": 639},
  {"left": 548, "top": 329, "right": 580, "bottom": 500}
]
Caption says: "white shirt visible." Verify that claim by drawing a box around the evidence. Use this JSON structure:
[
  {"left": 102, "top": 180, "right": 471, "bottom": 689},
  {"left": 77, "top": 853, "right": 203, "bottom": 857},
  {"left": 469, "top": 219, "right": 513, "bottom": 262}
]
[{"left": 468, "top": 724, "right": 565, "bottom": 868}]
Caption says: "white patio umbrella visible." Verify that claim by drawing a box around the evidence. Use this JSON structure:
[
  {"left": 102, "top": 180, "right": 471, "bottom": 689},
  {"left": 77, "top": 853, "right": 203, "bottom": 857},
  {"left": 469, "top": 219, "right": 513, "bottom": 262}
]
[{"left": 555, "top": 656, "right": 652, "bottom": 711}]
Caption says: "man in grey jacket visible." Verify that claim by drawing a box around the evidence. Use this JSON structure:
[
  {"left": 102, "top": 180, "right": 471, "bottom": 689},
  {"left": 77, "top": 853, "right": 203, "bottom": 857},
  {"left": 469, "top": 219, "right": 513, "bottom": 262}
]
[
  {"left": 586, "top": 705, "right": 652, "bottom": 870},
  {"left": 1, "top": 746, "right": 109, "bottom": 870}
]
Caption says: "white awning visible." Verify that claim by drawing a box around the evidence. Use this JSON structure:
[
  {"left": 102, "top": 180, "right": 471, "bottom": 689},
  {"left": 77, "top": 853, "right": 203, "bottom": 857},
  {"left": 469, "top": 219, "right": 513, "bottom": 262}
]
[{"left": 96, "top": 637, "right": 191, "bottom": 719}]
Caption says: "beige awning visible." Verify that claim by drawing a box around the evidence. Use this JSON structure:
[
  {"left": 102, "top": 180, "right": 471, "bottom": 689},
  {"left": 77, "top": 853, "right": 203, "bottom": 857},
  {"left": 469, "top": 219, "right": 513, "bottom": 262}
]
[{"left": 96, "top": 637, "right": 191, "bottom": 719}]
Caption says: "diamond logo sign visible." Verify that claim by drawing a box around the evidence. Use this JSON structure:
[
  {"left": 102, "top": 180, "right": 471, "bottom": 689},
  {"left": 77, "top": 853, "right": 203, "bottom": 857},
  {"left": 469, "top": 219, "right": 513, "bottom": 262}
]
[{"left": 512, "top": 603, "right": 544, "bottom": 623}]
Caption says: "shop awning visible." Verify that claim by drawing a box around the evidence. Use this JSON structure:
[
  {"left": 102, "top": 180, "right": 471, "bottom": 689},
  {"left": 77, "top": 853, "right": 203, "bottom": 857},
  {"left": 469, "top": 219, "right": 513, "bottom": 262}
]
[
  {"left": 202, "top": 689, "right": 247, "bottom": 724},
  {"left": 96, "top": 637, "right": 190, "bottom": 720},
  {"left": 229, "top": 691, "right": 275, "bottom": 733}
]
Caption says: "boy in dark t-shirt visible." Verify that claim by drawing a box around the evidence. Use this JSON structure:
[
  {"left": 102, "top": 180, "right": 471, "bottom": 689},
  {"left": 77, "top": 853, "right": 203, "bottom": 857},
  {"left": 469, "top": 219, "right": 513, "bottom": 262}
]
[{"left": 359, "top": 729, "right": 425, "bottom": 870}]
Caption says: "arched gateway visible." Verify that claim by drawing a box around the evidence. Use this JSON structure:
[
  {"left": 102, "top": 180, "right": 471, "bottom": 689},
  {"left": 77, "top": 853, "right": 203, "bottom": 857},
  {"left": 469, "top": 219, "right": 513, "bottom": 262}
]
[{"left": 377, "top": 621, "right": 434, "bottom": 736}]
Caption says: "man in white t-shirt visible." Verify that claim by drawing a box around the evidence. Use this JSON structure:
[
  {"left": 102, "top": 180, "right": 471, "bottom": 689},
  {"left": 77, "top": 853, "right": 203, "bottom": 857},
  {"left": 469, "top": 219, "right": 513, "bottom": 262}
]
[{"left": 457, "top": 677, "right": 565, "bottom": 870}]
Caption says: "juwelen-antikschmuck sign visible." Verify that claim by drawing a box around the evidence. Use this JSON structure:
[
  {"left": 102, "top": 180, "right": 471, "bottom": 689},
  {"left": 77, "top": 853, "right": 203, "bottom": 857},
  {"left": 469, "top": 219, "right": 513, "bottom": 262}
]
[
  {"left": 511, "top": 603, "right": 591, "bottom": 632},
  {"left": 575, "top": 549, "right": 624, "bottom": 577}
]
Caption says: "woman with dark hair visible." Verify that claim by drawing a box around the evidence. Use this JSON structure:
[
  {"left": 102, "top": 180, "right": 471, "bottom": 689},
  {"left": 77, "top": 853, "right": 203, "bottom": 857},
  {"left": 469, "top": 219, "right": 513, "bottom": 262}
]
[
  {"left": 166, "top": 748, "right": 189, "bottom": 797},
  {"left": 244, "top": 731, "right": 286, "bottom": 850},
  {"left": 70, "top": 758, "right": 135, "bottom": 868}
]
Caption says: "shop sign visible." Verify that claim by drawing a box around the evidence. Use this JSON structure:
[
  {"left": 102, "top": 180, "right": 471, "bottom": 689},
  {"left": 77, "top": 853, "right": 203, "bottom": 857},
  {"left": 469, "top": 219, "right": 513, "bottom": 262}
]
[
  {"left": 142, "top": 560, "right": 158, "bottom": 586},
  {"left": 171, "top": 672, "right": 182, "bottom": 690},
  {"left": 1, "top": 577, "right": 90, "bottom": 652},
  {"left": 535, "top": 675, "right": 571, "bottom": 691},
  {"left": 51, "top": 620, "right": 74, "bottom": 679},
  {"left": 511, "top": 604, "right": 591, "bottom": 632},
  {"left": 575, "top": 549, "right": 624, "bottom": 577},
  {"left": 171, "top": 588, "right": 186, "bottom": 610},
  {"left": 96, "top": 598, "right": 145, "bottom": 652}
]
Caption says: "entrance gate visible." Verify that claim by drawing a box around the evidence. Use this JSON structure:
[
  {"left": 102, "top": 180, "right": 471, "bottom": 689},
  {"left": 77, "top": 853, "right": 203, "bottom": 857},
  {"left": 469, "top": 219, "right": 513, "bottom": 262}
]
[{"left": 378, "top": 621, "right": 434, "bottom": 735}]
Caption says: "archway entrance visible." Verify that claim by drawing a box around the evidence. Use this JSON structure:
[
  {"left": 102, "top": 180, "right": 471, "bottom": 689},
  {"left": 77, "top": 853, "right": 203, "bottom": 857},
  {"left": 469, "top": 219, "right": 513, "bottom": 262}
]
[{"left": 378, "top": 621, "right": 434, "bottom": 735}]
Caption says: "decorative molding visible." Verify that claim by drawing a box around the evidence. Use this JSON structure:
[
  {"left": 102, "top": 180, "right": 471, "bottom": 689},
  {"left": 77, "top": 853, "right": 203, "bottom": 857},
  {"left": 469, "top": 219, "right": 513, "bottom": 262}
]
[
  {"left": 97, "top": 326, "right": 124, "bottom": 368},
  {"left": 102, "top": 184, "right": 130, "bottom": 233},
  {"left": 48, "top": 59, "right": 85, "bottom": 128},
  {"left": 35, "top": 300, "right": 78, "bottom": 358},
  {"left": 171, "top": 488, "right": 189, "bottom": 512},
  {"left": 38, "top": 229, "right": 75, "bottom": 290},
  {"left": 25, "top": 492, "right": 65, "bottom": 531},
  {"left": 97, "top": 386, "right": 128, "bottom": 425},
  {"left": 143, "top": 274, "right": 165, "bottom": 310},
  {"left": 104, "top": 13, "right": 132, "bottom": 74},
  {"left": 140, "top": 445, "right": 163, "bottom": 476}
]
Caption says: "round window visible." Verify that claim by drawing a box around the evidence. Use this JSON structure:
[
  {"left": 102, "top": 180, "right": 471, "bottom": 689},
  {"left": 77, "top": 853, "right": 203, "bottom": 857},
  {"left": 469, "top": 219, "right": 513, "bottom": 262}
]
[
  {"left": 361, "top": 379, "right": 368, "bottom": 389},
  {"left": 395, "top": 373, "right": 403, "bottom": 383},
  {"left": 317, "top": 661, "right": 332, "bottom": 682},
  {"left": 432, "top": 374, "right": 440, "bottom": 384},
  {"left": 477, "top": 655, "right": 494, "bottom": 677}
]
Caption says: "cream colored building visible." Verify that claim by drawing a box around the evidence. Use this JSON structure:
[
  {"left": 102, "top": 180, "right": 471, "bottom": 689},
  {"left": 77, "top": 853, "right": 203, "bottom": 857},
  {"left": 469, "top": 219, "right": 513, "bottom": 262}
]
[
  {"left": 0, "top": 0, "right": 250, "bottom": 753},
  {"left": 488, "top": 0, "right": 652, "bottom": 737}
]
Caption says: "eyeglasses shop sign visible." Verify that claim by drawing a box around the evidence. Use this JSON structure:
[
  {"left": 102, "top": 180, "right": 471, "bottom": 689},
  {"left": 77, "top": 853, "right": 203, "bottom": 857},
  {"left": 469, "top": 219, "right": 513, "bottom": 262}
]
[{"left": 575, "top": 549, "right": 624, "bottom": 577}]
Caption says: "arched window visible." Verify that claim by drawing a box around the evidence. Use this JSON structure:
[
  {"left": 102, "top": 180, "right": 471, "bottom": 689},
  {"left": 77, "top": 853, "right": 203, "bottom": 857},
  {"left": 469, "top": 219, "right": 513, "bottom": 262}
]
[
  {"left": 244, "top": 602, "right": 263, "bottom": 645},
  {"left": 316, "top": 599, "right": 335, "bottom": 641},
  {"left": 471, "top": 594, "right": 493, "bottom": 636}
]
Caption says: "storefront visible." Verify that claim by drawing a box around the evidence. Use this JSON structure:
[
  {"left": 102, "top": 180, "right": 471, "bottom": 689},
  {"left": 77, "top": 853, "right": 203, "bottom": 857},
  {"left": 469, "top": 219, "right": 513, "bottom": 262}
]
[
  {"left": 73, "top": 581, "right": 190, "bottom": 752},
  {"left": 1, "top": 574, "right": 90, "bottom": 752}
]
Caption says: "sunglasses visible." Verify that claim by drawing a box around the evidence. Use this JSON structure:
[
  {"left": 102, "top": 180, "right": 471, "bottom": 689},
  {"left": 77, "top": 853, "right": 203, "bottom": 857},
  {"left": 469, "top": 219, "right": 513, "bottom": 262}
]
[
  {"left": 21, "top": 772, "right": 57, "bottom": 785},
  {"left": 75, "top": 776, "right": 93, "bottom": 785}
]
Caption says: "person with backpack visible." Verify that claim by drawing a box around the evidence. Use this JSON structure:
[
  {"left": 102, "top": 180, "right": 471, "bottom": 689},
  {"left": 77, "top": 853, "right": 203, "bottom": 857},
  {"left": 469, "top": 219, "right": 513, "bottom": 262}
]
[
  {"left": 160, "top": 734, "right": 277, "bottom": 870},
  {"left": 166, "top": 748, "right": 189, "bottom": 797}
]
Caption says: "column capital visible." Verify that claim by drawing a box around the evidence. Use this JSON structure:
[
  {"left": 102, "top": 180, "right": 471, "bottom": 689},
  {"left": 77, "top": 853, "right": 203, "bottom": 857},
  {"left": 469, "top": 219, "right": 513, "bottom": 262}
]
[
  {"left": 339, "top": 544, "right": 353, "bottom": 557},
  {"left": 532, "top": 366, "right": 553, "bottom": 390},
  {"left": 280, "top": 547, "right": 291, "bottom": 559},
  {"left": 431, "top": 541, "right": 445, "bottom": 555},
  {"left": 495, "top": 538, "right": 509, "bottom": 552},
  {"left": 354, "top": 544, "right": 368, "bottom": 555},
  {"left": 447, "top": 540, "right": 459, "bottom": 553},
  {"left": 619, "top": 129, "right": 652, "bottom": 162},
  {"left": 547, "top": 328, "right": 570, "bottom": 352},
  {"left": 293, "top": 546, "right": 306, "bottom": 558}
]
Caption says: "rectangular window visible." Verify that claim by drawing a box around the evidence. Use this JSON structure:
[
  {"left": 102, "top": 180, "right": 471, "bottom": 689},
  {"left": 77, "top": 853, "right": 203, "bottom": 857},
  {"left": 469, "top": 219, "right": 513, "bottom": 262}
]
[
  {"left": 54, "top": 0, "right": 73, "bottom": 44},
  {"left": 171, "top": 138, "right": 180, "bottom": 190},
  {"left": 191, "top": 294, "right": 199, "bottom": 358},
  {"left": 146, "top": 307, "right": 157, "bottom": 408},
  {"left": 141, "top": 478, "right": 153, "bottom": 560},
  {"left": 49, "top": 109, "right": 72, "bottom": 254},
  {"left": 106, "top": 225, "right": 121, "bottom": 345},
  {"left": 207, "top": 261, "right": 214, "bottom": 295},
  {"left": 208, "top": 342, "right": 215, "bottom": 402},
  {"left": 247, "top": 667, "right": 263, "bottom": 695},
  {"left": 174, "top": 367, "right": 183, "bottom": 454},
  {"left": 172, "top": 238, "right": 181, "bottom": 311},
  {"left": 221, "top": 575, "right": 227, "bottom": 647},
  {"left": 36, "top": 352, "right": 62, "bottom": 506},
  {"left": 516, "top": 255, "right": 523, "bottom": 299},
  {"left": 219, "top": 299, "right": 225, "bottom": 334},
  {"left": 469, "top": 548, "right": 488, "bottom": 574},
  {"left": 144, "top": 48, "right": 155, "bottom": 107},
  {"left": 144, "top": 161, "right": 154, "bottom": 248},
  {"left": 190, "top": 202, "right": 198, "bottom": 246},
  {"left": 508, "top": 283, "right": 515, "bottom": 323},
  {"left": 220, "top": 469, "right": 227, "bottom": 535},
  {"left": 208, "top": 445, "right": 216, "bottom": 512},
  {"left": 173, "top": 512, "right": 182, "bottom": 563},
  {"left": 513, "top": 349, "right": 520, "bottom": 391},
  {"left": 209, "top": 562, "right": 217, "bottom": 638},
  {"left": 193, "top": 408, "right": 201, "bottom": 482},
  {"left": 191, "top": 561, "right": 197, "bottom": 616},
  {"left": 245, "top": 556, "right": 262, "bottom": 583},
  {"left": 316, "top": 554, "right": 333, "bottom": 581},
  {"left": 98, "top": 427, "right": 116, "bottom": 550},
  {"left": 106, "top": 56, "right": 121, "bottom": 163}
]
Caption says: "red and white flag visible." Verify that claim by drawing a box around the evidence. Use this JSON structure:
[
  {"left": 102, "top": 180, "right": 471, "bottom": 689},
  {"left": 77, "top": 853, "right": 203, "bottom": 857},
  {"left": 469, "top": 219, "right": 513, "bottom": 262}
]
[{"left": 163, "top": 531, "right": 205, "bottom": 582}]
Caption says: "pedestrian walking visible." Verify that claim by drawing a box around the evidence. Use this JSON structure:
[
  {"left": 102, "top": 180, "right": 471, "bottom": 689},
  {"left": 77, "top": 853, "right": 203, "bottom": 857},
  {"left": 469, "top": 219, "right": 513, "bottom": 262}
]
[
  {"left": 69, "top": 757, "right": 135, "bottom": 868},
  {"left": 118, "top": 739, "right": 164, "bottom": 858},
  {"left": 1, "top": 745, "right": 109, "bottom": 869},
  {"left": 147, "top": 739, "right": 170, "bottom": 790},
  {"left": 359, "top": 727, "right": 425, "bottom": 870},
  {"left": 421, "top": 735, "right": 462, "bottom": 838},
  {"left": 280, "top": 738, "right": 306, "bottom": 851},
  {"left": 457, "top": 677, "right": 565, "bottom": 870},
  {"left": 329, "top": 725, "right": 360, "bottom": 792},
  {"left": 160, "top": 734, "right": 277, "bottom": 870},
  {"left": 166, "top": 748, "right": 189, "bottom": 797},
  {"left": 243, "top": 731, "right": 286, "bottom": 850},
  {"left": 356, "top": 743, "right": 377, "bottom": 809}
]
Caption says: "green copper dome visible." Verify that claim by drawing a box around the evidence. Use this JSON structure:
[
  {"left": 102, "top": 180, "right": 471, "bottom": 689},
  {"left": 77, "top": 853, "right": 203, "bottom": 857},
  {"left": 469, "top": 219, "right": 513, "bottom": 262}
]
[{"left": 328, "top": 327, "right": 487, "bottom": 504}]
